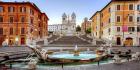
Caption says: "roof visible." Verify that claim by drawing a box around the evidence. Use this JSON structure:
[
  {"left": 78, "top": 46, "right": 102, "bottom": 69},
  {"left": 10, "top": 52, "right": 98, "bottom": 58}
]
[
  {"left": 112, "top": 0, "right": 140, "bottom": 1},
  {"left": 0, "top": 1, "right": 41, "bottom": 13},
  {"left": 42, "top": 13, "right": 49, "bottom": 20},
  {"left": 90, "top": 0, "right": 140, "bottom": 20},
  {"left": 100, "top": 0, "right": 140, "bottom": 12},
  {"left": 62, "top": 13, "right": 67, "bottom": 17},
  {"left": 89, "top": 11, "right": 100, "bottom": 20}
]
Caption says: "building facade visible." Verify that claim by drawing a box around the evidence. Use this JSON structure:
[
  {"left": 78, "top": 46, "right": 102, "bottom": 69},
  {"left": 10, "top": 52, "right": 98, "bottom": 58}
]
[
  {"left": 90, "top": 0, "right": 140, "bottom": 46},
  {"left": 0, "top": 1, "right": 49, "bottom": 46},
  {"left": 48, "top": 13, "right": 76, "bottom": 36},
  {"left": 61, "top": 13, "right": 76, "bottom": 36},
  {"left": 90, "top": 12, "right": 101, "bottom": 38},
  {"left": 81, "top": 17, "right": 91, "bottom": 34},
  {"left": 48, "top": 24, "right": 61, "bottom": 32}
]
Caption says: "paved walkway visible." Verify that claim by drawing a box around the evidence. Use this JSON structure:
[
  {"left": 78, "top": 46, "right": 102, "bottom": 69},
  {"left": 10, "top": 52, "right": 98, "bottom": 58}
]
[
  {"left": 2, "top": 61, "right": 140, "bottom": 70},
  {"left": 0, "top": 47, "right": 140, "bottom": 70}
]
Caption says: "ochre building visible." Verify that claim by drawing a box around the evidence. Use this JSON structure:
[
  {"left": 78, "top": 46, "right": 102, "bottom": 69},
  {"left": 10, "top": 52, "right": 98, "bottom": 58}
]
[
  {"left": 90, "top": 0, "right": 140, "bottom": 46},
  {"left": 0, "top": 1, "right": 49, "bottom": 46}
]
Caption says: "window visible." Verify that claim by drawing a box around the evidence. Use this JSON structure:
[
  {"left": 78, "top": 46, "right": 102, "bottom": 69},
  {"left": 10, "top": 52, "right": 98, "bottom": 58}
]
[
  {"left": 39, "top": 31, "right": 41, "bottom": 35},
  {"left": 39, "top": 23, "right": 41, "bottom": 27},
  {"left": 30, "top": 9, "right": 34, "bottom": 15},
  {"left": 30, "top": 28, "right": 33, "bottom": 33},
  {"left": 116, "top": 16, "right": 121, "bottom": 22},
  {"left": 137, "top": 26, "right": 140, "bottom": 32},
  {"left": 137, "top": 5, "right": 140, "bottom": 10},
  {"left": 96, "top": 32, "right": 97, "bottom": 36},
  {"left": 9, "top": 17, "right": 14, "bottom": 23},
  {"left": 8, "top": 6, "right": 15, "bottom": 12},
  {"left": 0, "top": 6, "right": 3, "bottom": 12},
  {"left": 10, "top": 28, "right": 13, "bottom": 35},
  {"left": 21, "top": 28, "right": 25, "bottom": 34},
  {"left": 101, "top": 13, "right": 103, "bottom": 18},
  {"left": 108, "top": 18, "right": 111, "bottom": 23},
  {"left": 0, "top": 28, "right": 3, "bottom": 35},
  {"left": 63, "top": 18, "right": 65, "bottom": 20},
  {"left": 129, "top": 16, "right": 133, "bottom": 22},
  {"left": 117, "top": 5, "right": 120, "bottom": 11},
  {"left": 117, "top": 27, "right": 120, "bottom": 32},
  {"left": 20, "top": 7, "right": 26, "bottom": 13},
  {"left": 128, "top": 27, "right": 135, "bottom": 32},
  {"left": 108, "top": 28, "right": 111, "bottom": 34},
  {"left": 101, "top": 31, "right": 103, "bottom": 35},
  {"left": 0, "top": 16, "right": 3, "bottom": 22},
  {"left": 108, "top": 7, "right": 111, "bottom": 13},
  {"left": 129, "top": 4, "right": 133, "bottom": 10},
  {"left": 101, "top": 23, "right": 103, "bottom": 27},
  {"left": 21, "top": 16, "right": 25, "bottom": 23},
  {"left": 30, "top": 18, "right": 33, "bottom": 24},
  {"left": 137, "top": 17, "right": 140, "bottom": 22}
]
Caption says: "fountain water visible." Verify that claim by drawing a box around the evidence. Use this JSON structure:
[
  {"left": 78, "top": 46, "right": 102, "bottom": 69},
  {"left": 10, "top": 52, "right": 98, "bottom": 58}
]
[
  {"left": 74, "top": 45, "right": 79, "bottom": 56},
  {"left": 27, "top": 43, "right": 107, "bottom": 63},
  {"left": 87, "top": 48, "right": 90, "bottom": 52}
]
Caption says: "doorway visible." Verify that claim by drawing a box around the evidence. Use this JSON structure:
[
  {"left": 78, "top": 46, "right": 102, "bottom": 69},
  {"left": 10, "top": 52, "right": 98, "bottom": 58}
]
[
  {"left": 21, "top": 38, "right": 25, "bottom": 45},
  {"left": 124, "top": 37, "right": 133, "bottom": 46},
  {"left": 116, "top": 37, "right": 121, "bottom": 45}
]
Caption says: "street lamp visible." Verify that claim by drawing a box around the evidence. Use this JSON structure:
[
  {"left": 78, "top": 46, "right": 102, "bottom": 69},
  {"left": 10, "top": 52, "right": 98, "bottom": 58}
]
[
  {"left": 15, "top": 36, "right": 19, "bottom": 46},
  {"left": 15, "top": 36, "right": 19, "bottom": 42}
]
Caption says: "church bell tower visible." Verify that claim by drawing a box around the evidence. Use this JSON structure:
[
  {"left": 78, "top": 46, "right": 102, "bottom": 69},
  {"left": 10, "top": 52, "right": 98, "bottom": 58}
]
[
  {"left": 62, "top": 13, "right": 67, "bottom": 24},
  {"left": 71, "top": 12, "right": 76, "bottom": 24}
]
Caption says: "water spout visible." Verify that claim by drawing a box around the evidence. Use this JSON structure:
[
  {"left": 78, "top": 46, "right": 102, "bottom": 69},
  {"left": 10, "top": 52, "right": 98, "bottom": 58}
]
[
  {"left": 74, "top": 45, "right": 79, "bottom": 56},
  {"left": 74, "top": 45, "right": 78, "bottom": 51},
  {"left": 87, "top": 48, "right": 90, "bottom": 52}
]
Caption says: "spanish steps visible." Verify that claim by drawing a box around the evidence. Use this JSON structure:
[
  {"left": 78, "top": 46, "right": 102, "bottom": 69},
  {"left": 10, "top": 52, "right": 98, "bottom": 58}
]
[{"left": 49, "top": 36, "right": 90, "bottom": 45}]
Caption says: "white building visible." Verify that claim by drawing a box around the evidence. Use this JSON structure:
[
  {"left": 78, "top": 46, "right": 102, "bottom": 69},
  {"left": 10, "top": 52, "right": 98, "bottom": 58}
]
[{"left": 48, "top": 24, "right": 61, "bottom": 32}]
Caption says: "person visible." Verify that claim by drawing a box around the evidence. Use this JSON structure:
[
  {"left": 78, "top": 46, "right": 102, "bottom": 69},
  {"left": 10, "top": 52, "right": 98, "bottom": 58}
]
[
  {"left": 126, "top": 49, "right": 132, "bottom": 61},
  {"left": 126, "top": 49, "right": 131, "bottom": 55},
  {"left": 2, "top": 40, "right": 8, "bottom": 47},
  {"left": 97, "top": 60, "right": 100, "bottom": 66},
  {"left": 61, "top": 62, "right": 64, "bottom": 70}
]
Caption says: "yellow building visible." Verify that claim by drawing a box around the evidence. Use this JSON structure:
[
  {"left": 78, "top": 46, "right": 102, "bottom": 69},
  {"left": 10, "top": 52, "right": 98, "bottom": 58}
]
[
  {"left": 90, "top": 11, "right": 101, "bottom": 39},
  {"left": 90, "top": 0, "right": 140, "bottom": 46}
]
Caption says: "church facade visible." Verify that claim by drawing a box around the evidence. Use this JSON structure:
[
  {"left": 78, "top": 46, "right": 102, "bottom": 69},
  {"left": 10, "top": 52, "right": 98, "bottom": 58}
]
[
  {"left": 61, "top": 12, "right": 76, "bottom": 36},
  {"left": 48, "top": 12, "right": 76, "bottom": 36}
]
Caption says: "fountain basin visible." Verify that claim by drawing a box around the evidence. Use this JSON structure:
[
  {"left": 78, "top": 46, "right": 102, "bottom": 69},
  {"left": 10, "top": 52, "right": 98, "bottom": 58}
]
[
  {"left": 47, "top": 53, "right": 107, "bottom": 63},
  {"left": 49, "top": 53, "right": 98, "bottom": 60}
]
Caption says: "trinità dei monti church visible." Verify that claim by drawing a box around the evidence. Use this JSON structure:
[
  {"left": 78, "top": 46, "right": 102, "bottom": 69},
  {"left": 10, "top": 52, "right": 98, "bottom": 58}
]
[{"left": 53, "top": 12, "right": 76, "bottom": 36}]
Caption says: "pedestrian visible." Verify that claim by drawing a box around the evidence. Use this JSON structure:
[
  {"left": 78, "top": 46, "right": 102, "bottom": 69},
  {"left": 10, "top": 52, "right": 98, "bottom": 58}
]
[
  {"left": 97, "top": 60, "right": 100, "bottom": 66},
  {"left": 61, "top": 62, "right": 64, "bottom": 70}
]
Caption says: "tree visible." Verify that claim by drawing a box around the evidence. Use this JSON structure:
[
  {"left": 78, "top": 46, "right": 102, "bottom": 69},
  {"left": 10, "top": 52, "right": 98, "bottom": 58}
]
[
  {"left": 86, "top": 28, "right": 91, "bottom": 34},
  {"left": 76, "top": 25, "right": 81, "bottom": 32}
]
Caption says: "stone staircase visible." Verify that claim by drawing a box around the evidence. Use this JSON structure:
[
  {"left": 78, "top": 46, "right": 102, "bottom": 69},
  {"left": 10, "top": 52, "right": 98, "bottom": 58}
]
[
  {"left": 79, "top": 35, "right": 106, "bottom": 45},
  {"left": 48, "top": 35, "right": 60, "bottom": 42},
  {"left": 36, "top": 35, "right": 106, "bottom": 46},
  {"left": 36, "top": 35, "right": 60, "bottom": 45},
  {"left": 49, "top": 36, "right": 90, "bottom": 45}
]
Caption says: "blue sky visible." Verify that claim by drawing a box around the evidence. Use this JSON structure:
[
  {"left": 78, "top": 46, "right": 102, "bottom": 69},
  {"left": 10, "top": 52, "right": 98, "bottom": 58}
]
[{"left": 3, "top": 0, "right": 111, "bottom": 25}]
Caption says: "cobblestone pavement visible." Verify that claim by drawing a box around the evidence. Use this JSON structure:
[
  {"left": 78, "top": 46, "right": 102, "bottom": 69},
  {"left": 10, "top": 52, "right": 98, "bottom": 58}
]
[
  {"left": 0, "top": 47, "right": 140, "bottom": 70},
  {"left": 3, "top": 61, "right": 140, "bottom": 70},
  {"left": 0, "top": 46, "right": 140, "bottom": 53}
]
